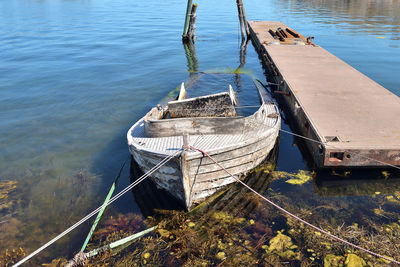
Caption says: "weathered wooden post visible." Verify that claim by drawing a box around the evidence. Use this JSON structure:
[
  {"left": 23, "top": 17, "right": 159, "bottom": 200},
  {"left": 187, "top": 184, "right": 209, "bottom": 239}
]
[
  {"left": 236, "top": 0, "right": 249, "bottom": 39},
  {"left": 183, "top": 3, "right": 198, "bottom": 42},
  {"left": 187, "top": 4, "right": 198, "bottom": 40},
  {"left": 241, "top": 1, "right": 250, "bottom": 36},
  {"left": 183, "top": 0, "right": 198, "bottom": 41},
  {"left": 236, "top": 0, "right": 245, "bottom": 39},
  {"left": 183, "top": 0, "right": 193, "bottom": 37}
]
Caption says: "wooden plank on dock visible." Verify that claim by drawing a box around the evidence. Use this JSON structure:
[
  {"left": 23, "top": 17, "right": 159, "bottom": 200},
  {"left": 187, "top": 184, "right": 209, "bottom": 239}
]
[{"left": 248, "top": 21, "right": 400, "bottom": 168}]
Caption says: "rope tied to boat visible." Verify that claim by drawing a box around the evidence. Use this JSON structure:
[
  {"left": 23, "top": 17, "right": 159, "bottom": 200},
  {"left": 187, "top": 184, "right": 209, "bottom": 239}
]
[
  {"left": 184, "top": 145, "right": 400, "bottom": 265},
  {"left": 65, "top": 252, "right": 86, "bottom": 267}
]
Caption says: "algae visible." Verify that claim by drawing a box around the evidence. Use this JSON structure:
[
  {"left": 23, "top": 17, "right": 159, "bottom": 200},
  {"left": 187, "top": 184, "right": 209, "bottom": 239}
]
[
  {"left": 41, "top": 258, "right": 68, "bottom": 267},
  {"left": 0, "top": 168, "right": 103, "bottom": 265},
  {"left": 266, "top": 232, "right": 300, "bottom": 260},
  {"left": 65, "top": 185, "right": 400, "bottom": 267},
  {"left": 272, "top": 170, "right": 314, "bottom": 185},
  {"left": 344, "top": 253, "right": 366, "bottom": 267},
  {"left": 324, "top": 254, "right": 344, "bottom": 267},
  {"left": 0, "top": 247, "right": 26, "bottom": 267},
  {"left": 0, "top": 180, "right": 18, "bottom": 213},
  {"left": 45, "top": 159, "right": 400, "bottom": 266}
]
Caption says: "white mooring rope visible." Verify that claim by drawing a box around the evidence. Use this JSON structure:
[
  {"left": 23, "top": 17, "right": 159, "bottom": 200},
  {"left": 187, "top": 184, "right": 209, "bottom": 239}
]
[
  {"left": 185, "top": 145, "right": 400, "bottom": 265},
  {"left": 13, "top": 150, "right": 182, "bottom": 267}
]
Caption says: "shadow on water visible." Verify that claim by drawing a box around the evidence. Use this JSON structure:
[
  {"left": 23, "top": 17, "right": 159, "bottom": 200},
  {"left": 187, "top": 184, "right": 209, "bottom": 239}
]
[
  {"left": 197, "top": 140, "right": 279, "bottom": 216},
  {"left": 314, "top": 169, "right": 400, "bottom": 197},
  {"left": 129, "top": 157, "right": 185, "bottom": 217}
]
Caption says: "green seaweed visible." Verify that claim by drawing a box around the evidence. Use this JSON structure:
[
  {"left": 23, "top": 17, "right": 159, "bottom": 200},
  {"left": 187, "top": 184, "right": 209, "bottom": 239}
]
[
  {"left": 324, "top": 254, "right": 344, "bottom": 267},
  {"left": 0, "top": 247, "right": 26, "bottom": 267},
  {"left": 272, "top": 170, "right": 315, "bottom": 185},
  {"left": 0, "top": 180, "right": 18, "bottom": 213},
  {"left": 266, "top": 231, "right": 300, "bottom": 260},
  {"left": 42, "top": 160, "right": 400, "bottom": 266},
  {"left": 344, "top": 253, "right": 367, "bottom": 267}
]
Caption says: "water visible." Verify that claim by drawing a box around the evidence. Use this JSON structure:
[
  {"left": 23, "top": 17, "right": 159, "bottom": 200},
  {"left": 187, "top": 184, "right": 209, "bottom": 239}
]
[{"left": 0, "top": 0, "right": 399, "bottom": 264}]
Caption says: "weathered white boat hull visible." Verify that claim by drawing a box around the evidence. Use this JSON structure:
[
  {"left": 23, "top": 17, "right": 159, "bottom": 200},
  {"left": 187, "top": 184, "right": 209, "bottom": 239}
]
[
  {"left": 129, "top": 130, "right": 279, "bottom": 209},
  {"left": 128, "top": 109, "right": 280, "bottom": 209},
  {"left": 127, "top": 81, "right": 280, "bottom": 210}
]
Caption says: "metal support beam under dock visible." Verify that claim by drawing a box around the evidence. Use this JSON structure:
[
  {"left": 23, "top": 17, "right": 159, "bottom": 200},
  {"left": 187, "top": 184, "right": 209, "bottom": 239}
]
[{"left": 248, "top": 21, "right": 400, "bottom": 168}]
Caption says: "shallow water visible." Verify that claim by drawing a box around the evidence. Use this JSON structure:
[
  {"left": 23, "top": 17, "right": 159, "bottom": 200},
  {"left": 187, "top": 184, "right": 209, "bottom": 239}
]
[{"left": 0, "top": 0, "right": 399, "bottom": 264}]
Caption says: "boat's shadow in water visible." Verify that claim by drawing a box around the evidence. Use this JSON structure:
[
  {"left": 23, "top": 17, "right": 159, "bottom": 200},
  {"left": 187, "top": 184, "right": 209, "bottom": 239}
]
[
  {"left": 314, "top": 169, "right": 400, "bottom": 197},
  {"left": 130, "top": 140, "right": 280, "bottom": 217}
]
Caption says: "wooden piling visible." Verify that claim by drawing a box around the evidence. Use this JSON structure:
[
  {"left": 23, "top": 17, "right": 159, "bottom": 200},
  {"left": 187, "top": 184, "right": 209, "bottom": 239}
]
[
  {"left": 182, "top": 0, "right": 193, "bottom": 39},
  {"left": 187, "top": 4, "right": 198, "bottom": 40},
  {"left": 241, "top": 1, "right": 250, "bottom": 36},
  {"left": 236, "top": 0, "right": 249, "bottom": 39},
  {"left": 236, "top": 0, "right": 245, "bottom": 39}
]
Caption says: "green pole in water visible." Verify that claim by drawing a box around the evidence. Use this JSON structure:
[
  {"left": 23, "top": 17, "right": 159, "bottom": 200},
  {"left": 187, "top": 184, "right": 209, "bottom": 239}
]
[
  {"left": 84, "top": 226, "right": 158, "bottom": 258},
  {"left": 182, "top": 0, "right": 193, "bottom": 38},
  {"left": 80, "top": 161, "right": 126, "bottom": 252}
]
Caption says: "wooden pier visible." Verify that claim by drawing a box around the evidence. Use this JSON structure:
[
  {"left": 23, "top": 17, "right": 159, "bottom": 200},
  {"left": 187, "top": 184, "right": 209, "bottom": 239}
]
[{"left": 248, "top": 21, "right": 400, "bottom": 168}]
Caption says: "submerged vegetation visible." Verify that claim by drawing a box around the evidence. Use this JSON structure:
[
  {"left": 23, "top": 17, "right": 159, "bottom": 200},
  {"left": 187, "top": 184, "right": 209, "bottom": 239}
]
[
  {"left": 0, "top": 180, "right": 18, "bottom": 213},
  {"left": 0, "top": 168, "right": 102, "bottom": 266},
  {"left": 273, "top": 170, "right": 315, "bottom": 185},
  {"left": 40, "top": 166, "right": 399, "bottom": 267},
  {"left": 2, "top": 163, "right": 400, "bottom": 266},
  {"left": 81, "top": 193, "right": 400, "bottom": 266},
  {"left": 2, "top": 150, "right": 399, "bottom": 267}
]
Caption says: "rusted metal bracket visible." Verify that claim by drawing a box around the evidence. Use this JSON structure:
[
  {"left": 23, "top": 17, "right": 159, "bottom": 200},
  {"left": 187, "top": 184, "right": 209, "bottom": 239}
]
[
  {"left": 274, "top": 90, "right": 290, "bottom": 96},
  {"left": 263, "top": 53, "right": 278, "bottom": 76}
]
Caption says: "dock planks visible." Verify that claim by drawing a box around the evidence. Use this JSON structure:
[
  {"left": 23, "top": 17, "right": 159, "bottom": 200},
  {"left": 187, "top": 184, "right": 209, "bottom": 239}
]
[{"left": 248, "top": 21, "right": 400, "bottom": 168}]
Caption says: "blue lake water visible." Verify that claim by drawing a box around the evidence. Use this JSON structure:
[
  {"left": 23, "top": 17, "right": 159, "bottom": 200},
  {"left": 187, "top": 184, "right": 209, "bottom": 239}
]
[{"left": 0, "top": 0, "right": 399, "bottom": 264}]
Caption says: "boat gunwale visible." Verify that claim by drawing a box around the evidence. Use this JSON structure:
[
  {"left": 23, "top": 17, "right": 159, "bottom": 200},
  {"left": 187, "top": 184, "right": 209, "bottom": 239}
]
[
  {"left": 127, "top": 78, "right": 280, "bottom": 161},
  {"left": 127, "top": 102, "right": 280, "bottom": 161}
]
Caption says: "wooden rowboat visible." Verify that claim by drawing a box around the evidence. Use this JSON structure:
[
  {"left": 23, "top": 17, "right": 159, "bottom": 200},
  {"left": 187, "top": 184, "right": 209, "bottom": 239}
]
[{"left": 127, "top": 79, "right": 280, "bottom": 210}]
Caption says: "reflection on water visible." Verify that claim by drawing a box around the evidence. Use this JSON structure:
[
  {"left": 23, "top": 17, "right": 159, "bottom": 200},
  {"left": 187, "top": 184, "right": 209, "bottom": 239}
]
[
  {"left": 183, "top": 41, "right": 199, "bottom": 73},
  {"left": 276, "top": 0, "right": 400, "bottom": 40}
]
